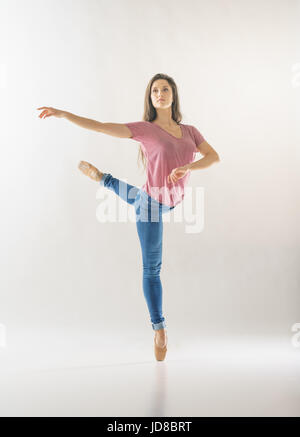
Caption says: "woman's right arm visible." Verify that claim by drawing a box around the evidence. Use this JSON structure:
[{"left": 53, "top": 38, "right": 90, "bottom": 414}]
[{"left": 37, "top": 107, "right": 133, "bottom": 138}]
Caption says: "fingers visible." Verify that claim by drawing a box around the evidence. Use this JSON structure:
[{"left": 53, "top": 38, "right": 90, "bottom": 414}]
[
  {"left": 37, "top": 107, "right": 52, "bottom": 119},
  {"left": 168, "top": 168, "right": 185, "bottom": 184},
  {"left": 168, "top": 174, "right": 177, "bottom": 184},
  {"left": 38, "top": 110, "right": 48, "bottom": 119}
]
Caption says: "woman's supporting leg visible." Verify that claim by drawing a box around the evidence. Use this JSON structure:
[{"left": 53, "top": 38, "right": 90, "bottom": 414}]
[
  {"left": 136, "top": 220, "right": 165, "bottom": 331},
  {"left": 135, "top": 200, "right": 166, "bottom": 331},
  {"left": 100, "top": 173, "right": 170, "bottom": 332}
]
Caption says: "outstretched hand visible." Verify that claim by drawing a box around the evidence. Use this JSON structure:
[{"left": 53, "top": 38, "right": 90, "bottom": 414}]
[
  {"left": 37, "top": 106, "right": 65, "bottom": 119},
  {"left": 167, "top": 166, "right": 189, "bottom": 184}
]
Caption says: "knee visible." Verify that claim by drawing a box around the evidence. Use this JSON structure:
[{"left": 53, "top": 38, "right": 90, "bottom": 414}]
[{"left": 143, "top": 263, "right": 162, "bottom": 277}]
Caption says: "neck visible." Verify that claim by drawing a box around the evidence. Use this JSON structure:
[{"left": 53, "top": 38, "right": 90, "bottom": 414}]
[{"left": 154, "top": 107, "right": 176, "bottom": 126}]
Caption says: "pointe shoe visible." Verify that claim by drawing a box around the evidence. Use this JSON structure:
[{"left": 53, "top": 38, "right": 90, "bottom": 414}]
[
  {"left": 154, "top": 332, "right": 168, "bottom": 361},
  {"left": 78, "top": 160, "right": 103, "bottom": 182}
]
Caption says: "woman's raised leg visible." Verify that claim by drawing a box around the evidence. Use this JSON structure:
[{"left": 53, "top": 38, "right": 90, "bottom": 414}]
[
  {"left": 100, "top": 172, "right": 140, "bottom": 206},
  {"left": 78, "top": 161, "right": 140, "bottom": 206},
  {"left": 79, "top": 161, "right": 168, "bottom": 343}
]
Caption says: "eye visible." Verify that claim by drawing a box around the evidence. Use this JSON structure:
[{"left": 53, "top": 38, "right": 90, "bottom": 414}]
[{"left": 152, "top": 88, "right": 168, "bottom": 93}]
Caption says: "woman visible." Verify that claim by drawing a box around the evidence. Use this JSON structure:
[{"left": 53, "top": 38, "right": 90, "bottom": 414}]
[{"left": 37, "top": 73, "right": 220, "bottom": 361}]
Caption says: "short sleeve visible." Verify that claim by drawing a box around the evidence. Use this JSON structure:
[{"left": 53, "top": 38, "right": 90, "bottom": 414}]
[
  {"left": 124, "top": 121, "right": 149, "bottom": 142},
  {"left": 190, "top": 125, "right": 205, "bottom": 151}
]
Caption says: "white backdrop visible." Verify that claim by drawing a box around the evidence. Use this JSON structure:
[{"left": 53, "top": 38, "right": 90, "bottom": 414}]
[{"left": 0, "top": 0, "right": 299, "bottom": 362}]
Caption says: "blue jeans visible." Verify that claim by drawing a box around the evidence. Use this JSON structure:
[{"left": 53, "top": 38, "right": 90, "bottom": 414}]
[{"left": 99, "top": 173, "right": 175, "bottom": 331}]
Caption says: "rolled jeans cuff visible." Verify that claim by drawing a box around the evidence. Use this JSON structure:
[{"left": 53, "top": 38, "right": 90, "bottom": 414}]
[
  {"left": 152, "top": 321, "right": 166, "bottom": 331},
  {"left": 99, "top": 173, "right": 110, "bottom": 186}
]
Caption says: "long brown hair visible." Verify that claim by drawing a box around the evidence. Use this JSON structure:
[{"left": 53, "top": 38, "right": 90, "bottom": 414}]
[{"left": 137, "top": 73, "right": 183, "bottom": 173}]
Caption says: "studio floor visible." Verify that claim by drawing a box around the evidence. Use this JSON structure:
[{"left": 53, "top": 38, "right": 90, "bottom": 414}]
[{"left": 0, "top": 328, "right": 299, "bottom": 417}]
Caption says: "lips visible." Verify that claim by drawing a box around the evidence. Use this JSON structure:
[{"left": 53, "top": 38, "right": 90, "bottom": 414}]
[{"left": 158, "top": 99, "right": 164, "bottom": 102}]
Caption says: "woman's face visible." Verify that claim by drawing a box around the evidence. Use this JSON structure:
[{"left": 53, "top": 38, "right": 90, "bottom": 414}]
[{"left": 151, "top": 79, "right": 173, "bottom": 109}]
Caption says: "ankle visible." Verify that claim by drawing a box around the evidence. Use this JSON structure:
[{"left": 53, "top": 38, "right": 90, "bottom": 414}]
[
  {"left": 96, "top": 171, "right": 103, "bottom": 182},
  {"left": 155, "top": 329, "right": 166, "bottom": 336}
]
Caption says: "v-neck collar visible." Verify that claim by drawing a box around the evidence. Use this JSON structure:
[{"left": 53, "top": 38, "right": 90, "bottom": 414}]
[{"left": 148, "top": 121, "right": 185, "bottom": 140}]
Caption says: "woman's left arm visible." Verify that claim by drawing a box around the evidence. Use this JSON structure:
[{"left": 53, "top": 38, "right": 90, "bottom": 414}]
[
  {"left": 185, "top": 140, "right": 220, "bottom": 171},
  {"left": 167, "top": 141, "right": 220, "bottom": 183}
]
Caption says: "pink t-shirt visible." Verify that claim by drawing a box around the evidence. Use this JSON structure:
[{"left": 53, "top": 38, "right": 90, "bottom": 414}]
[{"left": 124, "top": 121, "right": 206, "bottom": 207}]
